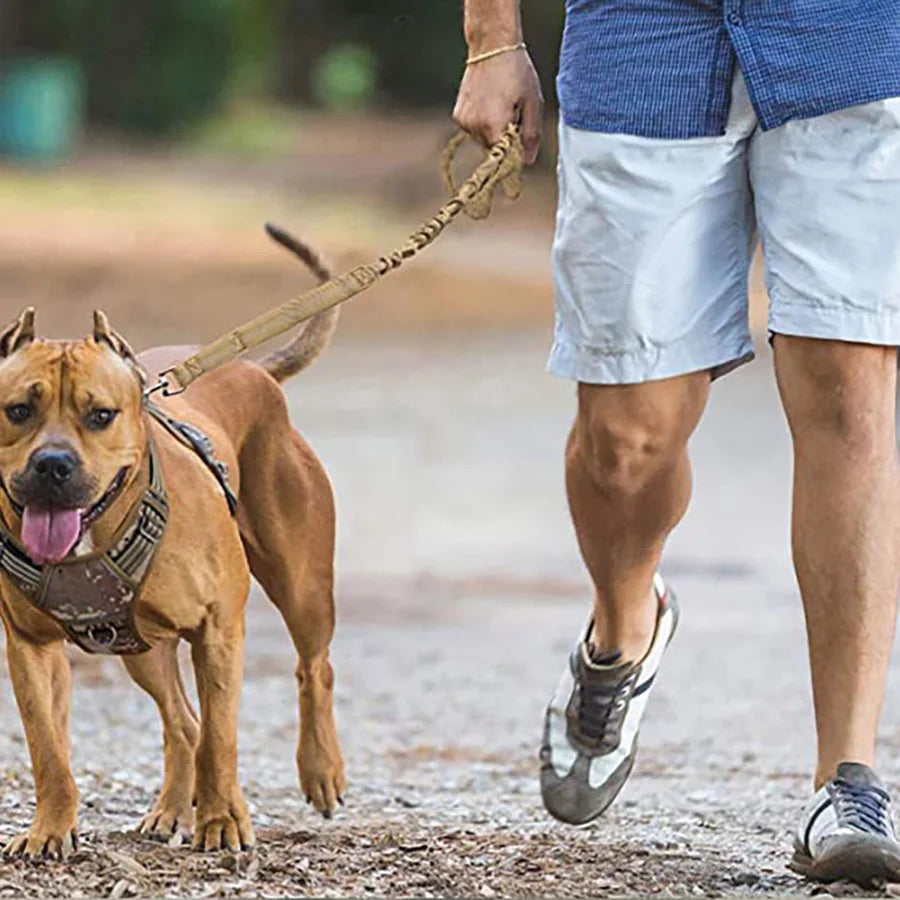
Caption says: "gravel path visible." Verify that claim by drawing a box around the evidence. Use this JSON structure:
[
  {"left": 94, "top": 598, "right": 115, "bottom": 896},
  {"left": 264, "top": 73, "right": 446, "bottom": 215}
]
[{"left": 0, "top": 333, "right": 898, "bottom": 897}]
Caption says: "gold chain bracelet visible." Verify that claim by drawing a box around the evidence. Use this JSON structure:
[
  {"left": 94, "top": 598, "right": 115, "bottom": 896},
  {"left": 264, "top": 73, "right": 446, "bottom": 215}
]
[{"left": 465, "top": 42, "right": 527, "bottom": 66}]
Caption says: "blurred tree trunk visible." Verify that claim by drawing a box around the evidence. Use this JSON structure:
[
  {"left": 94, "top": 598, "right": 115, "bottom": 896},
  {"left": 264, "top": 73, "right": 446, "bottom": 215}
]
[
  {"left": 279, "top": 0, "right": 336, "bottom": 102},
  {"left": 0, "top": 0, "right": 20, "bottom": 57},
  {"left": 523, "top": 0, "right": 562, "bottom": 112}
]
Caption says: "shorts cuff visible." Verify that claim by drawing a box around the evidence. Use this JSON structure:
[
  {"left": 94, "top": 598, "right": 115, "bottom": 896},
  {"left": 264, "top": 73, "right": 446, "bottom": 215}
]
[
  {"left": 546, "top": 336, "right": 755, "bottom": 385},
  {"left": 769, "top": 285, "right": 900, "bottom": 346}
]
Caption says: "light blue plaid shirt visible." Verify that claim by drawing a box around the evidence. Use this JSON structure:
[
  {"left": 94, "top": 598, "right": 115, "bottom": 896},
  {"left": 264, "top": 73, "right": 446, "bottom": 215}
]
[{"left": 558, "top": 0, "right": 900, "bottom": 139}]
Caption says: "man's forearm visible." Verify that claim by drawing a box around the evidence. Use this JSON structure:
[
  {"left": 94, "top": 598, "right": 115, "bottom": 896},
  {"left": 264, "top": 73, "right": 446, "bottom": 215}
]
[{"left": 463, "top": 0, "right": 523, "bottom": 54}]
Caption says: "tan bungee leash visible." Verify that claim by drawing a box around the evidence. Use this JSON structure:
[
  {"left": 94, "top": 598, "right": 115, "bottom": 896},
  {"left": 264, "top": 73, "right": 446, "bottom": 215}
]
[{"left": 146, "top": 123, "right": 524, "bottom": 398}]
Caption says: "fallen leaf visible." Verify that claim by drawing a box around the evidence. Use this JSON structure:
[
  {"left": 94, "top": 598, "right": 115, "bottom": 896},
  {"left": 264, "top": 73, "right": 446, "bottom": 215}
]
[
  {"left": 104, "top": 850, "right": 148, "bottom": 878},
  {"left": 109, "top": 879, "right": 130, "bottom": 900}
]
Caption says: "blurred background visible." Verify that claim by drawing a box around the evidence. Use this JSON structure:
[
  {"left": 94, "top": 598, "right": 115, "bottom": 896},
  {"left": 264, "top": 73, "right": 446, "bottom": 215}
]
[{"left": 0, "top": 0, "right": 571, "bottom": 344}]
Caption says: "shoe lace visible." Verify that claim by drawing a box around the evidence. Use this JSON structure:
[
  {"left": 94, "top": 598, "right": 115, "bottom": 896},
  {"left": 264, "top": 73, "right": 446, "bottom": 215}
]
[
  {"left": 572, "top": 665, "right": 638, "bottom": 751},
  {"left": 832, "top": 778, "right": 894, "bottom": 838}
]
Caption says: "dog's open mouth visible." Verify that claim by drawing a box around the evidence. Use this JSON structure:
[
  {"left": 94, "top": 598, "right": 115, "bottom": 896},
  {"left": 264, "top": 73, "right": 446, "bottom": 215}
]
[{"left": 20, "top": 467, "right": 129, "bottom": 565}]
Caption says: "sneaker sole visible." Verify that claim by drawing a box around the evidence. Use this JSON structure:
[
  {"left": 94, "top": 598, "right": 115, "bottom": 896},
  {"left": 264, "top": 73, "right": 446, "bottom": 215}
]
[
  {"left": 790, "top": 835, "right": 900, "bottom": 886},
  {"left": 541, "top": 749, "right": 637, "bottom": 828}
]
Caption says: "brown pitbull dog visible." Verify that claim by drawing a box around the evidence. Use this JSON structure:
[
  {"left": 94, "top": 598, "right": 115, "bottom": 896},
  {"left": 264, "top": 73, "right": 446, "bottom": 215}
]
[{"left": 0, "top": 232, "right": 345, "bottom": 859}]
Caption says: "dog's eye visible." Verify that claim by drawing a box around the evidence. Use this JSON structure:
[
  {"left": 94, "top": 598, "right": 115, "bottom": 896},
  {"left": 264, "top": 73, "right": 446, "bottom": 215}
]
[
  {"left": 4, "top": 403, "right": 31, "bottom": 425},
  {"left": 86, "top": 408, "right": 119, "bottom": 431}
]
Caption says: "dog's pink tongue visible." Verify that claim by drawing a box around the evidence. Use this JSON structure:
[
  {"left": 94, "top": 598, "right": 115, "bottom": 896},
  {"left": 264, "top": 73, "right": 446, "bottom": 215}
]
[{"left": 21, "top": 507, "right": 82, "bottom": 564}]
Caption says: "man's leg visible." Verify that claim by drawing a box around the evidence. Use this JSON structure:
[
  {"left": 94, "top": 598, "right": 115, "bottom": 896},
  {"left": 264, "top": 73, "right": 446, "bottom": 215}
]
[
  {"left": 541, "top": 372, "right": 709, "bottom": 824},
  {"left": 775, "top": 337, "right": 900, "bottom": 883},
  {"left": 566, "top": 374, "right": 709, "bottom": 661},
  {"left": 746, "top": 69, "right": 900, "bottom": 885},
  {"left": 540, "top": 72, "right": 756, "bottom": 827},
  {"left": 774, "top": 336, "right": 900, "bottom": 787}
]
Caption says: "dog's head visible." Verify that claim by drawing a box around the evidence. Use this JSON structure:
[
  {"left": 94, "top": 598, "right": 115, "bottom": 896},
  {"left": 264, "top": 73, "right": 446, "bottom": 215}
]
[{"left": 0, "top": 309, "right": 147, "bottom": 564}]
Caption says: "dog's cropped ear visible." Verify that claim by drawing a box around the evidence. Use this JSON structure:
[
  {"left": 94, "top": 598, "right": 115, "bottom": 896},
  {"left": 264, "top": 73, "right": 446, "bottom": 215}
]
[
  {"left": 0, "top": 308, "right": 36, "bottom": 358},
  {"left": 93, "top": 310, "right": 147, "bottom": 387}
]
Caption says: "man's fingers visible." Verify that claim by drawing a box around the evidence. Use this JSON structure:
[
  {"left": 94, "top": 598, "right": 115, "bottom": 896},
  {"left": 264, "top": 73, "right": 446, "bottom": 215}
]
[
  {"left": 468, "top": 120, "right": 493, "bottom": 149},
  {"left": 460, "top": 102, "right": 539, "bottom": 158},
  {"left": 453, "top": 109, "right": 513, "bottom": 150},
  {"left": 520, "top": 95, "right": 543, "bottom": 166},
  {"left": 452, "top": 109, "right": 489, "bottom": 149},
  {"left": 483, "top": 117, "right": 509, "bottom": 147},
  {"left": 476, "top": 99, "right": 520, "bottom": 147}
]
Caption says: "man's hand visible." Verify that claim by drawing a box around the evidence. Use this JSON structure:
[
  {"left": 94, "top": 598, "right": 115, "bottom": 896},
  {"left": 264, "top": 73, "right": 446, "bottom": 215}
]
[{"left": 453, "top": 48, "right": 544, "bottom": 165}]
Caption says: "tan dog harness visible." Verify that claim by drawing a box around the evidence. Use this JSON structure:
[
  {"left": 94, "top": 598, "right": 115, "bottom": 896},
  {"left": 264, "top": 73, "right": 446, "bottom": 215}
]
[{"left": 0, "top": 407, "right": 237, "bottom": 655}]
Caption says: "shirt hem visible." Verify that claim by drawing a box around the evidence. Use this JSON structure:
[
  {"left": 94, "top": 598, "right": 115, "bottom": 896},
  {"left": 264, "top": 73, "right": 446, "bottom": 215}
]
[{"left": 560, "top": 83, "right": 900, "bottom": 139}]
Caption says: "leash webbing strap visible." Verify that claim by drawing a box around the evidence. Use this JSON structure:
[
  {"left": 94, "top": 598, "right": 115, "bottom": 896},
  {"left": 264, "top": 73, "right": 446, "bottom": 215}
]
[{"left": 150, "top": 124, "right": 524, "bottom": 397}]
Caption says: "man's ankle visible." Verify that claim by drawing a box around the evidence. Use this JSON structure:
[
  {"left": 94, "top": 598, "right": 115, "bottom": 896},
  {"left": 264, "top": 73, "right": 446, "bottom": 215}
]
[
  {"left": 589, "top": 585, "right": 659, "bottom": 664},
  {"left": 815, "top": 755, "right": 877, "bottom": 791}
]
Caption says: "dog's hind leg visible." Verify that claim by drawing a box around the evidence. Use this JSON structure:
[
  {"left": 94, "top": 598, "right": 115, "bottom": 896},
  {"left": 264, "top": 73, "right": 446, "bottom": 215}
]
[
  {"left": 238, "top": 428, "right": 347, "bottom": 818},
  {"left": 123, "top": 639, "right": 200, "bottom": 841}
]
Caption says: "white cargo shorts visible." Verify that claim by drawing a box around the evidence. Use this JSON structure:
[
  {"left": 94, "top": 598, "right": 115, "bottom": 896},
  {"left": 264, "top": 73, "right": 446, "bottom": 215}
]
[{"left": 549, "top": 73, "right": 900, "bottom": 384}]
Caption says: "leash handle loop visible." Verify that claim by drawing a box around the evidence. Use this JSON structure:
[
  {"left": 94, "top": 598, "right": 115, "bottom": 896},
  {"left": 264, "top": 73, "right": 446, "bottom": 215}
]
[{"left": 440, "top": 124, "right": 523, "bottom": 220}]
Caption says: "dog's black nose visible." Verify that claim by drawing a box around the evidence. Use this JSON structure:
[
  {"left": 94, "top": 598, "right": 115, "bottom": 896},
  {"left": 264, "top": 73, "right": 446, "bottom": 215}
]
[{"left": 31, "top": 448, "right": 78, "bottom": 485}]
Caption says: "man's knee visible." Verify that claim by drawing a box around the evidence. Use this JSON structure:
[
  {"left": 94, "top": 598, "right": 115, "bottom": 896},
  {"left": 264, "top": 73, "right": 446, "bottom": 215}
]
[
  {"left": 570, "top": 375, "right": 708, "bottom": 498},
  {"left": 774, "top": 336, "right": 897, "bottom": 453},
  {"left": 574, "top": 418, "right": 669, "bottom": 498}
]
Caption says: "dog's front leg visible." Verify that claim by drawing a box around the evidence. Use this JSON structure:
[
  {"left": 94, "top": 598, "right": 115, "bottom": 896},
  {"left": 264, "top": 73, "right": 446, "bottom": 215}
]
[
  {"left": 3, "top": 631, "right": 78, "bottom": 860},
  {"left": 189, "top": 621, "right": 254, "bottom": 852}
]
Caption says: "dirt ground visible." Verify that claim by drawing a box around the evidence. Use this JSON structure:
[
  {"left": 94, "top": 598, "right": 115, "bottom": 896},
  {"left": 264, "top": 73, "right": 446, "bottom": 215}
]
[
  {"left": 0, "top": 334, "right": 899, "bottom": 897},
  {"left": 0, "top": 122, "right": 879, "bottom": 898}
]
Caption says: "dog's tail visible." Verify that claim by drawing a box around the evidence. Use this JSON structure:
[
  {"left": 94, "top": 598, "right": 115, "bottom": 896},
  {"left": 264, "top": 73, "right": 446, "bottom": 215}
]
[{"left": 258, "top": 223, "right": 340, "bottom": 383}]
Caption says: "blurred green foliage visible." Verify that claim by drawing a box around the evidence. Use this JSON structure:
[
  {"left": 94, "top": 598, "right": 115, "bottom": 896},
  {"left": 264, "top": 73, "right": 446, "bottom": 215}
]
[
  {"left": 311, "top": 44, "right": 378, "bottom": 111},
  {"left": 280, "top": 1, "right": 563, "bottom": 110},
  {"left": 14, "top": 0, "right": 241, "bottom": 134},
  {"left": 8, "top": 0, "right": 563, "bottom": 135}
]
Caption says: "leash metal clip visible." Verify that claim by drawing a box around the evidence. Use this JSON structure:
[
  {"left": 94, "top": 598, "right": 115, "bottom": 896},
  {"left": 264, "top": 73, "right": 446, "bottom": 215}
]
[{"left": 143, "top": 368, "right": 186, "bottom": 400}]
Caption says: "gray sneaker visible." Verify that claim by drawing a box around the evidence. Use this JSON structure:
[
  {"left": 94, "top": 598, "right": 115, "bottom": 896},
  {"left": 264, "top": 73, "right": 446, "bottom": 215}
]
[
  {"left": 539, "top": 574, "right": 678, "bottom": 825},
  {"left": 791, "top": 762, "right": 900, "bottom": 886}
]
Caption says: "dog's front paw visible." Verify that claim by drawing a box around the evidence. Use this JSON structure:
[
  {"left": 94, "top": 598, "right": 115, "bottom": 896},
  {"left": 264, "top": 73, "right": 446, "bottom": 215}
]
[
  {"left": 193, "top": 802, "right": 254, "bottom": 853},
  {"left": 298, "top": 746, "right": 347, "bottom": 819},
  {"left": 4, "top": 822, "right": 78, "bottom": 861},
  {"left": 137, "top": 797, "right": 193, "bottom": 843}
]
